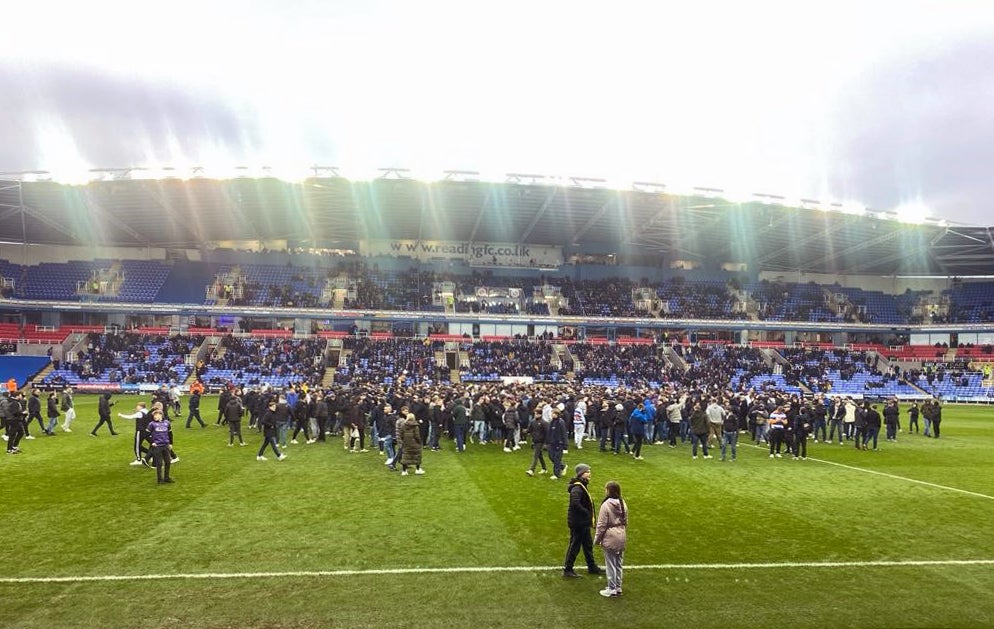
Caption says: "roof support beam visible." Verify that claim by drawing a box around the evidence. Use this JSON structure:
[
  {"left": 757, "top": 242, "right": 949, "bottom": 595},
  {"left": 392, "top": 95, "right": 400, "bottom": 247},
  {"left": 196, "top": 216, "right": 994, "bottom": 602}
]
[
  {"left": 74, "top": 189, "right": 152, "bottom": 245},
  {"left": 14, "top": 182, "right": 79, "bottom": 242},
  {"left": 467, "top": 187, "right": 496, "bottom": 243},
  {"left": 802, "top": 229, "right": 903, "bottom": 271},
  {"left": 755, "top": 219, "right": 847, "bottom": 266},
  {"left": 143, "top": 182, "right": 204, "bottom": 246},
  {"left": 518, "top": 188, "right": 557, "bottom": 242},
  {"left": 571, "top": 198, "right": 615, "bottom": 244}
]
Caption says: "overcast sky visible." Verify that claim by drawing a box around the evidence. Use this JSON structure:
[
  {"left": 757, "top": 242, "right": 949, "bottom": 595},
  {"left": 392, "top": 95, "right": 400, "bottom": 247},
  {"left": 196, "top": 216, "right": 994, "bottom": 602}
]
[{"left": 1, "top": 0, "right": 992, "bottom": 225}]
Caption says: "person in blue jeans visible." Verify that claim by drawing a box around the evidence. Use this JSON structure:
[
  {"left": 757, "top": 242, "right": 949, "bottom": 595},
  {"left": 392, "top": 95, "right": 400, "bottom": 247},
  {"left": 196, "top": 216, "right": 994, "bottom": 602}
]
[
  {"left": 720, "top": 408, "right": 738, "bottom": 461},
  {"left": 378, "top": 405, "right": 398, "bottom": 470},
  {"left": 451, "top": 398, "right": 468, "bottom": 452}
]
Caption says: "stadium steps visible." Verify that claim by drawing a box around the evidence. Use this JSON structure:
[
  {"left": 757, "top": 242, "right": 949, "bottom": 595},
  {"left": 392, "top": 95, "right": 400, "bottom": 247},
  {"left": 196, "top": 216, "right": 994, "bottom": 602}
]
[
  {"left": 766, "top": 348, "right": 790, "bottom": 369},
  {"left": 903, "top": 378, "right": 933, "bottom": 397},
  {"left": 663, "top": 346, "right": 688, "bottom": 372},
  {"left": 321, "top": 368, "right": 336, "bottom": 387},
  {"left": 29, "top": 361, "right": 55, "bottom": 387}
]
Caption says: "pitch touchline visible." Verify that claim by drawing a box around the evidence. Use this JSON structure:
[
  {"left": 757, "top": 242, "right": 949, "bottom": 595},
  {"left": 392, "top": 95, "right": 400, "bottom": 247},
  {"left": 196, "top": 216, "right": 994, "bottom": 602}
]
[
  {"left": 3, "top": 559, "right": 994, "bottom": 584},
  {"left": 746, "top": 443, "right": 994, "bottom": 501}
]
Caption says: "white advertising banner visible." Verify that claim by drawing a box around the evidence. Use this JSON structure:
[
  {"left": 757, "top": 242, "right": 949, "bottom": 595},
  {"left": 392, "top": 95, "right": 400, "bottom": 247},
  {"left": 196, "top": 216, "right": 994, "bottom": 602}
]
[{"left": 361, "top": 239, "right": 562, "bottom": 268}]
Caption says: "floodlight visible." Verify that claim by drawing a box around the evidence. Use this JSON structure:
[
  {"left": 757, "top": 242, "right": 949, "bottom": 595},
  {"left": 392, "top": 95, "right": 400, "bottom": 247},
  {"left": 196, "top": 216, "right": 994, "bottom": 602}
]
[
  {"left": 48, "top": 170, "right": 93, "bottom": 185},
  {"left": 893, "top": 201, "right": 929, "bottom": 225}
]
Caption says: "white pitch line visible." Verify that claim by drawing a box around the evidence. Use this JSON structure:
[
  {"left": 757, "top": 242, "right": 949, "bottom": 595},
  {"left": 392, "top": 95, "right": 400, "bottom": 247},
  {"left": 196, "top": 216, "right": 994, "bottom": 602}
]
[
  {"left": 3, "top": 559, "right": 994, "bottom": 584},
  {"left": 811, "top": 457, "right": 994, "bottom": 501},
  {"left": 748, "top": 442, "right": 994, "bottom": 501}
]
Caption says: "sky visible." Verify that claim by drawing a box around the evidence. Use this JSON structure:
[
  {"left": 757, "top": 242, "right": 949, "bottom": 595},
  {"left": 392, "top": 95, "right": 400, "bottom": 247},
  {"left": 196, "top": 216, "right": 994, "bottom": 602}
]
[{"left": 1, "top": 0, "right": 993, "bottom": 225}]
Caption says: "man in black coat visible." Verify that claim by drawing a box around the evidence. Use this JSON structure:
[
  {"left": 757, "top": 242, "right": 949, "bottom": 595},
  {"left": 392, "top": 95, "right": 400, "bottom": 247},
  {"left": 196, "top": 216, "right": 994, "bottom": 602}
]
[
  {"left": 562, "top": 463, "right": 603, "bottom": 578},
  {"left": 4, "top": 393, "right": 27, "bottom": 454},
  {"left": 186, "top": 390, "right": 205, "bottom": 428}
]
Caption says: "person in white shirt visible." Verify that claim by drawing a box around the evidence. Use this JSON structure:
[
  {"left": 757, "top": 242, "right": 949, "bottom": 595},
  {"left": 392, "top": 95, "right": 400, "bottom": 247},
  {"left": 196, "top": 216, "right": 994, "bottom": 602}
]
[{"left": 573, "top": 399, "right": 586, "bottom": 450}]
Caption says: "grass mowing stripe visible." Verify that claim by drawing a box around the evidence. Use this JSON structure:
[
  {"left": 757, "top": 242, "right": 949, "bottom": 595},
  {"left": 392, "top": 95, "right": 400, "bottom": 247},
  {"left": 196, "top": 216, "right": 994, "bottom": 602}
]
[
  {"left": 746, "top": 442, "right": 994, "bottom": 501},
  {"left": 5, "top": 559, "right": 994, "bottom": 584}
]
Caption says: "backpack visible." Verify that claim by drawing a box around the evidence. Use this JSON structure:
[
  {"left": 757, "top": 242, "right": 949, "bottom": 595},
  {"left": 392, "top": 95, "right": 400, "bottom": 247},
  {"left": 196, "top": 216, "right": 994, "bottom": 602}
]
[{"left": 0, "top": 396, "right": 11, "bottom": 421}]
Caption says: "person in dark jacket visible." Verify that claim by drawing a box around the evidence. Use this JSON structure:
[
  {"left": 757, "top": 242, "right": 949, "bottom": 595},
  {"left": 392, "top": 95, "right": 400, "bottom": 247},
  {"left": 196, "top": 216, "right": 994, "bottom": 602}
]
[
  {"left": 290, "top": 393, "right": 314, "bottom": 444},
  {"left": 883, "top": 400, "right": 900, "bottom": 441},
  {"left": 91, "top": 393, "right": 118, "bottom": 436},
  {"left": 451, "top": 398, "right": 468, "bottom": 452},
  {"left": 256, "top": 399, "right": 286, "bottom": 461},
  {"left": 907, "top": 402, "right": 920, "bottom": 434},
  {"left": 45, "top": 391, "right": 60, "bottom": 436},
  {"left": 548, "top": 408, "right": 568, "bottom": 479},
  {"left": 398, "top": 412, "right": 424, "bottom": 475},
  {"left": 186, "top": 389, "right": 205, "bottom": 428},
  {"left": 314, "top": 393, "right": 330, "bottom": 442},
  {"left": 224, "top": 393, "right": 246, "bottom": 446},
  {"left": 790, "top": 405, "right": 812, "bottom": 460},
  {"left": 525, "top": 410, "right": 548, "bottom": 476},
  {"left": 628, "top": 403, "right": 650, "bottom": 460},
  {"left": 217, "top": 386, "right": 232, "bottom": 425},
  {"left": 4, "top": 393, "right": 26, "bottom": 454},
  {"left": 146, "top": 410, "right": 175, "bottom": 484},
  {"left": 863, "top": 403, "right": 882, "bottom": 451},
  {"left": 562, "top": 463, "right": 603, "bottom": 578},
  {"left": 118, "top": 401, "right": 150, "bottom": 466},
  {"left": 689, "top": 402, "right": 711, "bottom": 459},
  {"left": 26, "top": 389, "right": 44, "bottom": 436},
  {"left": 930, "top": 399, "right": 943, "bottom": 438}
]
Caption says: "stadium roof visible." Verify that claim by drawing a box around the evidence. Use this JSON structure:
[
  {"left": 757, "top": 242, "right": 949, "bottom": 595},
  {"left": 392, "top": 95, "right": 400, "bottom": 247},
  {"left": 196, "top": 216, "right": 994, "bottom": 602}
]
[{"left": 1, "top": 172, "right": 992, "bottom": 276}]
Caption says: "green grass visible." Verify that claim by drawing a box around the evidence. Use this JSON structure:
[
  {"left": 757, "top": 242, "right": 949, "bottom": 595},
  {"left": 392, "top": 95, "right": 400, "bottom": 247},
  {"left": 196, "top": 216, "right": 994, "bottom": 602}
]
[{"left": 2, "top": 397, "right": 994, "bottom": 628}]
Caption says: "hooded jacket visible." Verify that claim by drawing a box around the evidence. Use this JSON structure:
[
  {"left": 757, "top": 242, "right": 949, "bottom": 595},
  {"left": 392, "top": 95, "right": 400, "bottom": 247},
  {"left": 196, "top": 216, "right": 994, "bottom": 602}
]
[
  {"left": 594, "top": 497, "right": 628, "bottom": 553},
  {"left": 566, "top": 477, "right": 594, "bottom": 529}
]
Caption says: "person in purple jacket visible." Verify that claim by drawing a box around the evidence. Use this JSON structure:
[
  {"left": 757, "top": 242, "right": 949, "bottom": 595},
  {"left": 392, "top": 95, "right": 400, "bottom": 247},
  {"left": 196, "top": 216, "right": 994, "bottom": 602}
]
[{"left": 146, "top": 410, "right": 175, "bottom": 484}]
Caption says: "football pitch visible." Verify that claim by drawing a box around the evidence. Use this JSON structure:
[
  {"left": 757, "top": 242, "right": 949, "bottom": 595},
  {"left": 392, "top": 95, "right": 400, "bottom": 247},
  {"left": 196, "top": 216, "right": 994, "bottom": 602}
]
[{"left": 2, "top": 396, "right": 993, "bottom": 628}]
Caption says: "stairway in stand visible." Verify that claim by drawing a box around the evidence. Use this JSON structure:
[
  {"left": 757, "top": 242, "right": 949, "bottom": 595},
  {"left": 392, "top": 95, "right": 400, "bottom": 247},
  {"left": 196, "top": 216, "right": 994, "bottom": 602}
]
[
  {"left": 29, "top": 361, "right": 56, "bottom": 388},
  {"left": 321, "top": 368, "right": 337, "bottom": 387}
]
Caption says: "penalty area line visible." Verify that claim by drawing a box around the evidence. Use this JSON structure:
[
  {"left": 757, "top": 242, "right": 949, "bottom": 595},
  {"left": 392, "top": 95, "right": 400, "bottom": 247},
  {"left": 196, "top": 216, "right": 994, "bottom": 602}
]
[
  {"left": 748, "top": 443, "right": 994, "bottom": 501},
  {"left": 3, "top": 559, "right": 994, "bottom": 584}
]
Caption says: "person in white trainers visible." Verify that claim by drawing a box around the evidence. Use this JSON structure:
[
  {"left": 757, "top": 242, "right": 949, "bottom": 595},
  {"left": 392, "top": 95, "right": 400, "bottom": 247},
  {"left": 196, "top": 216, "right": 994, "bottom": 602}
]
[
  {"left": 594, "top": 480, "right": 627, "bottom": 597},
  {"left": 257, "top": 399, "right": 286, "bottom": 461},
  {"left": 572, "top": 399, "right": 586, "bottom": 450},
  {"left": 118, "top": 402, "right": 150, "bottom": 466},
  {"left": 60, "top": 386, "right": 75, "bottom": 432}
]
